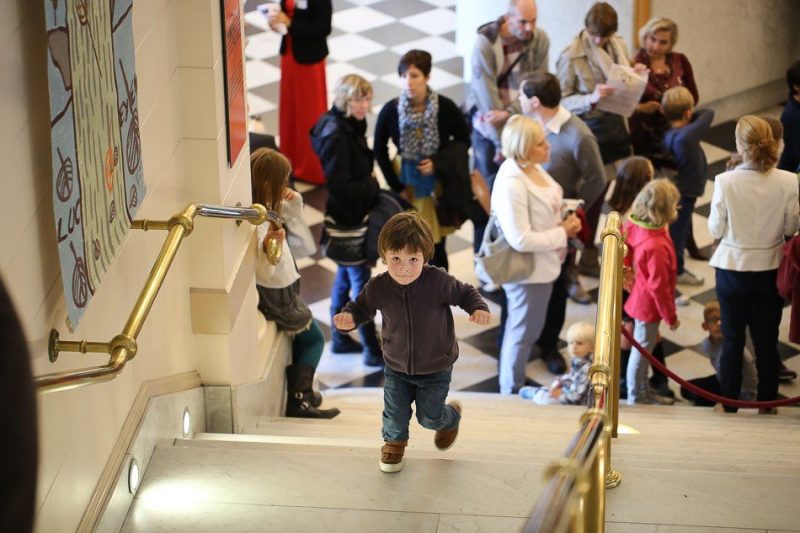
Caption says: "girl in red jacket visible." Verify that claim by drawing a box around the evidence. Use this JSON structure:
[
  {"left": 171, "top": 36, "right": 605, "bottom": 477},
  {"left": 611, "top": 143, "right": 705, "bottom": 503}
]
[{"left": 623, "top": 179, "right": 681, "bottom": 404}]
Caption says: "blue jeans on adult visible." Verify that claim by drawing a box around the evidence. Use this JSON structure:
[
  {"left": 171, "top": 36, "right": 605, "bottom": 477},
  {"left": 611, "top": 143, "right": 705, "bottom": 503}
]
[
  {"left": 499, "top": 282, "right": 554, "bottom": 395},
  {"left": 471, "top": 129, "right": 500, "bottom": 254},
  {"left": 669, "top": 195, "right": 697, "bottom": 275},
  {"left": 330, "top": 264, "right": 381, "bottom": 355},
  {"left": 715, "top": 268, "right": 783, "bottom": 412},
  {"left": 382, "top": 366, "right": 460, "bottom": 442}
]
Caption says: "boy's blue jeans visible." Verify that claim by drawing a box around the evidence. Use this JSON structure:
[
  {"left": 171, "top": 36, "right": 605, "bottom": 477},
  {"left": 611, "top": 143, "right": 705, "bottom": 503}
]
[{"left": 382, "top": 366, "right": 460, "bottom": 442}]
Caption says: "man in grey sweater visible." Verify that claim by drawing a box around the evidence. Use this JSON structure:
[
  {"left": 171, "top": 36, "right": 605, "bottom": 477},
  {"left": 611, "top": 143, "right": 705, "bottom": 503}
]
[
  {"left": 467, "top": 0, "right": 549, "bottom": 258},
  {"left": 519, "top": 72, "right": 605, "bottom": 372}
]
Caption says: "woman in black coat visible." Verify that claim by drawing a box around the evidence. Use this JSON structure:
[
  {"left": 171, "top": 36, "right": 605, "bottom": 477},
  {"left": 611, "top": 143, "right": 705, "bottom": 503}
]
[
  {"left": 310, "top": 74, "right": 383, "bottom": 366},
  {"left": 373, "top": 50, "right": 471, "bottom": 270}
]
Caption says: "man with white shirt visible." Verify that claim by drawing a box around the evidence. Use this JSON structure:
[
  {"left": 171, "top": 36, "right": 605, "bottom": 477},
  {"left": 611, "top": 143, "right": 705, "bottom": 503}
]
[{"left": 519, "top": 72, "right": 605, "bottom": 372}]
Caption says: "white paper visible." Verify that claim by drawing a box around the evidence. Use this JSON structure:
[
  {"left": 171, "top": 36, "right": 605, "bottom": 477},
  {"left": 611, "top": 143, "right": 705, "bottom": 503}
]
[
  {"left": 595, "top": 64, "right": 647, "bottom": 118},
  {"left": 257, "top": 2, "right": 287, "bottom": 35}
]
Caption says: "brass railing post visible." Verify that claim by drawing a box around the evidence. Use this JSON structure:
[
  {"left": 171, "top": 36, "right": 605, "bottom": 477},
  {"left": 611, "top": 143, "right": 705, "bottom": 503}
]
[{"left": 583, "top": 433, "right": 607, "bottom": 533}]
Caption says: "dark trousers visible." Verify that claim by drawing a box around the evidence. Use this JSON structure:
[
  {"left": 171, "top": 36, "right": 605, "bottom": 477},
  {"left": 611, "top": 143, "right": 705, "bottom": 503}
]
[
  {"left": 536, "top": 252, "right": 571, "bottom": 351},
  {"left": 715, "top": 268, "right": 783, "bottom": 412},
  {"left": 471, "top": 129, "right": 499, "bottom": 253},
  {"left": 669, "top": 195, "right": 697, "bottom": 275},
  {"left": 680, "top": 375, "right": 720, "bottom": 407},
  {"left": 431, "top": 239, "right": 448, "bottom": 271}
]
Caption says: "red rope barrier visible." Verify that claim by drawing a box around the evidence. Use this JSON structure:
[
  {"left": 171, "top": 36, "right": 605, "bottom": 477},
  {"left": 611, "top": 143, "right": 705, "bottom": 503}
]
[{"left": 620, "top": 327, "right": 800, "bottom": 409}]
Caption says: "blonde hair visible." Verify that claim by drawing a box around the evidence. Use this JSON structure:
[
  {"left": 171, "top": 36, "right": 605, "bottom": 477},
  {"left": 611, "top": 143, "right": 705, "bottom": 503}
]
[
  {"left": 631, "top": 178, "right": 680, "bottom": 227},
  {"left": 332, "top": 74, "right": 372, "bottom": 113},
  {"left": 250, "top": 148, "right": 290, "bottom": 215},
  {"left": 638, "top": 17, "right": 678, "bottom": 50},
  {"left": 566, "top": 321, "right": 595, "bottom": 347},
  {"left": 735, "top": 115, "right": 779, "bottom": 172},
  {"left": 501, "top": 114, "right": 544, "bottom": 168},
  {"left": 661, "top": 86, "right": 694, "bottom": 121}
]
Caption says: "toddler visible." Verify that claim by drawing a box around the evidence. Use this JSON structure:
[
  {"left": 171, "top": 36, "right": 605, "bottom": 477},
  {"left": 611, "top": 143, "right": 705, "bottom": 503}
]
[
  {"left": 623, "top": 179, "right": 681, "bottom": 405},
  {"left": 519, "top": 321, "right": 595, "bottom": 405},
  {"left": 333, "top": 212, "right": 490, "bottom": 473}
]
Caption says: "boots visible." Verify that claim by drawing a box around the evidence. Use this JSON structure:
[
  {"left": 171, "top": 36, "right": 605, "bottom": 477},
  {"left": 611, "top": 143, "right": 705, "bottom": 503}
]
[{"left": 285, "top": 364, "right": 340, "bottom": 419}]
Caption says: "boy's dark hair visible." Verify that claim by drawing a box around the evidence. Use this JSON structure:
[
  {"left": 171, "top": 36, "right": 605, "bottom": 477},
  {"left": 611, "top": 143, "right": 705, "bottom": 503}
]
[
  {"left": 398, "top": 49, "right": 432, "bottom": 77},
  {"left": 787, "top": 60, "right": 800, "bottom": 95},
  {"left": 378, "top": 212, "right": 434, "bottom": 263},
  {"left": 585, "top": 2, "right": 618, "bottom": 38},
  {"left": 703, "top": 300, "right": 721, "bottom": 323},
  {"left": 521, "top": 72, "right": 561, "bottom": 108}
]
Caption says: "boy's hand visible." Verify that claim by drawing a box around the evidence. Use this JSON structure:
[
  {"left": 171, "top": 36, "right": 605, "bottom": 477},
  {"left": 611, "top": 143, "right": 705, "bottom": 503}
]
[
  {"left": 622, "top": 265, "right": 634, "bottom": 291},
  {"left": 670, "top": 319, "right": 681, "bottom": 331},
  {"left": 549, "top": 385, "right": 562, "bottom": 398},
  {"left": 333, "top": 312, "right": 356, "bottom": 331},
  {"left": 470, "top": 309, "right": 491, "bottom": 325}
]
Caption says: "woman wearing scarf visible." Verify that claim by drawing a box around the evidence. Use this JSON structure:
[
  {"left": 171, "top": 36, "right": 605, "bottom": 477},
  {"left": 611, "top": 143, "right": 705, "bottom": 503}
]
[
  {"left": 556, "top": 2, "right": 636, "bottom": 165},
  {"left": 374, "top": 50, "right": 470, "bottom": 270}
]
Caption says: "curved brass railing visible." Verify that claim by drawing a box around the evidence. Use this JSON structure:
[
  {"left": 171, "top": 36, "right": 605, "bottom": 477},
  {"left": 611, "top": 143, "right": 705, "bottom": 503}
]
[
  {"left": 525, "top": 211, "right": 626, "bottom": 532},
  {"left": 35, "top": 203, "right": 269, "bottom": 394}
]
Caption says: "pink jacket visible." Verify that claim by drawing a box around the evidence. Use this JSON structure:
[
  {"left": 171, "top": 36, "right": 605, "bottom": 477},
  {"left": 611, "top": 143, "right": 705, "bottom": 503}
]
[{"left": 623, "top": 218, "right": 678, "bottom": 326}]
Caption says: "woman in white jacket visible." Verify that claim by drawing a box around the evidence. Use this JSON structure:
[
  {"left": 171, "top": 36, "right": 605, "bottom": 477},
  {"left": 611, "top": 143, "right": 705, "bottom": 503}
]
[
  {"left": 493, "top": 116, "right": 582, "bottom": 394},
  {"left": 708, "top": 115, "right": 800, "bottom": 412}
]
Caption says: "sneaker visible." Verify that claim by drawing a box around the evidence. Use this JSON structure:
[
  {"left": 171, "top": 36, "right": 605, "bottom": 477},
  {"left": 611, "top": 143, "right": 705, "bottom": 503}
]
[
  {"left": 758, "top": 407, "right": 778, "bottom": 415},
  {"left": 675, "top": 294, "right": 690, "bottom": 307},
  {"left": 330, "top": 335, "right": 363, "bottom": 354},
  {"left": 567, "top": 282, "right": 592, "bottom": 305},
  {"left": 519, "top": 386, "right": 537, "bottom": 400},
  {"left": 652, "top": 393, "right": 675, "bottom": 405},
  {"left": 779, "top": 363, "right": 797, "bottom": 382},
  {"left": 379, "top": 440, "right": 407, "bottom": 473},
  {"left": 434, "top": 401, "right": 462, "bottom": 451},
  {"left": 626, "top": 396, "right": 657, "bottom": 405},
  {"left": 676, "top": 270, "right": 704, "bottom": 286}
]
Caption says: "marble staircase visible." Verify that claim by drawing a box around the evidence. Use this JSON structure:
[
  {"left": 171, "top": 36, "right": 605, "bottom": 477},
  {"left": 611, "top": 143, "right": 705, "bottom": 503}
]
[{"left": 122, "top": 389, "right": 800, "bottom": 532}]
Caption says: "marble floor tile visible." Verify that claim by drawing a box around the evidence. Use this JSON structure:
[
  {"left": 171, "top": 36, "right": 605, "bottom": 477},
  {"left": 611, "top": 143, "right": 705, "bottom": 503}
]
[
  {"left": 244, "top": 30, "right": 281, "bottom": 60},
  {"left": 370, "top": 0, "right": 437, "bottom": 19},
  {"left": 327, "top": 34, "right": 386, "bottom": 62},
  {"left": 246, "top": 93, "right": 275, "bottom": 117},
  {"left": 701, "top": 141, "right": 732, "bottom": 165},
  {"left": 325, "top": 60, "right": 378, "bottom": 83},
  {"left": 245, "top": 60, "right": 281, "bottom": 89},
  {"left": 419, "top": 0, "right": 456, "bottom": 8},
  {"left": 332, "top": 6, "right": 395, "bottom": 33},
  {"left": 390, "top": 35, "right": 460, "bottom": 61},
  {"left": 398, "top": 8, "right": 456, "bottom": 36}
]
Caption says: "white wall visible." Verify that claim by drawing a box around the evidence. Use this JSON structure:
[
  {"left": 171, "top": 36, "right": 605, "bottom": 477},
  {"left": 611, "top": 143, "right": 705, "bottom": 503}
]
[{"left": 0, "top": 0, "right": 263, "bottom": 530}]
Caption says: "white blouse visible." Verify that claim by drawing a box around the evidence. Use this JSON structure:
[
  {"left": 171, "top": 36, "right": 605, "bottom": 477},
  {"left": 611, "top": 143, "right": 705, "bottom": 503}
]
[
  {"left": 490, "top": 159, "right": 568, "bottom": 284},
  {"left": 708, "top": 166, "right": 800, "bottom": 271}
]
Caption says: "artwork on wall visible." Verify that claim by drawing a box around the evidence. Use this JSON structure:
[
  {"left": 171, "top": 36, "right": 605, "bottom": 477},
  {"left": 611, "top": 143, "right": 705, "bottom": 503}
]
[
  {"left": 44, "top": 0, "right": 145, "bottom": 330},
  {"left": 221, "top": 0, "right": 247, "bottom": 167}
]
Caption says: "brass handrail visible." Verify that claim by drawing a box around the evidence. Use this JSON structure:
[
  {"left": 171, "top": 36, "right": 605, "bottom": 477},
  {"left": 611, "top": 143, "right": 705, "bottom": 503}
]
[
  {"left": 36, "top": 203, "right": 269, "bottom": 394},
  {"left": 525, "top": 212, "right": 625, "bottom": 532}
]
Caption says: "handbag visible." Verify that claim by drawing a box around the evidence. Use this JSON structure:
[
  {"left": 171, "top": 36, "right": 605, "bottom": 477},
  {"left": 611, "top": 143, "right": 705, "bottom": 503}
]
[
  {"left": 474, "top": 214, "right": 535, "bottom": 285},
  {"left": 322, "top": 215, "right": 369, "bottom": 265}
]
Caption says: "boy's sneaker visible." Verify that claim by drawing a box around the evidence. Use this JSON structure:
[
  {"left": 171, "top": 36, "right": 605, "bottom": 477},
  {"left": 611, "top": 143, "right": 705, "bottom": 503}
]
[
  {"left": 434, "top": 401, "right": 462, "bottom": 451},
  {"left": 519, "top": 386, "right": 537, "bottom": 400},
  {"left": 379, "top": 440, "right": 407, "bottom": 473},
  {"left": 675, "top": 294, "right": 691, "bottom": 307},
  {"left": 676, "top": 270, "right": 704, "bottom": 286}
]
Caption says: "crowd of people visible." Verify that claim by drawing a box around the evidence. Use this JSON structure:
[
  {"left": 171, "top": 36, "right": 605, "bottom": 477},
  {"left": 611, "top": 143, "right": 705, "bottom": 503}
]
[{"left": 254, "top": 0, "right": 800, "bottom": 436}]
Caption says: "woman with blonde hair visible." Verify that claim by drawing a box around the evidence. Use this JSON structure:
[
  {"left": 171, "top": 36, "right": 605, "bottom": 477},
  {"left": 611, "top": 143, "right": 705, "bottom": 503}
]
[
  {"left": 709, "top": 115, "right": 800, "bottom": 412},
  {"left": 310, "top": 74, "right": 384, "bottom": 366},
  {"left": 629, "top": 17, "right": 699, "bottom": 160},
  {"left": 492, "top": 115, "right": 582, "bottom": 394}
]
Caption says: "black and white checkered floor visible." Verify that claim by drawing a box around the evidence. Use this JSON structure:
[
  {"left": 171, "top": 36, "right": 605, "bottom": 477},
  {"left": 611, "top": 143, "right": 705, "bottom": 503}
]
[{"left": 244, "top": 0, "right": 800, "bottom": 402}]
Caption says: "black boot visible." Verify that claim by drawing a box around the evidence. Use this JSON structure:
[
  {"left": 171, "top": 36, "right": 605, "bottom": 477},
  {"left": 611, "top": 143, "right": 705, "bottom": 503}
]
[{"left": 285, "top": 364, "right": 340, "bottom": 419}]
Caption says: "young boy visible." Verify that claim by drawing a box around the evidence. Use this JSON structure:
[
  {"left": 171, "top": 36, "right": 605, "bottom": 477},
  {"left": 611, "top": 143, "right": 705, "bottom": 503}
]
[
  {"left": 661, "top": 86, "right": 714, "bottom": 288},
  {"left": 518, "top": 321, "right": 595, "bottom": 405},
  {"left": 680, "top": 300, "right": 758, "bottom": 406},
  {"left": 333, "top": 212, "right": 490, "bottom": 473}
]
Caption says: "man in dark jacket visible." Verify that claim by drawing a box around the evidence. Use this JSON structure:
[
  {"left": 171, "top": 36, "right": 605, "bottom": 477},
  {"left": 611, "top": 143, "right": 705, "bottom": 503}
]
[{"left": 310, "top": 74, "right": 383, "bottom": 365}]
